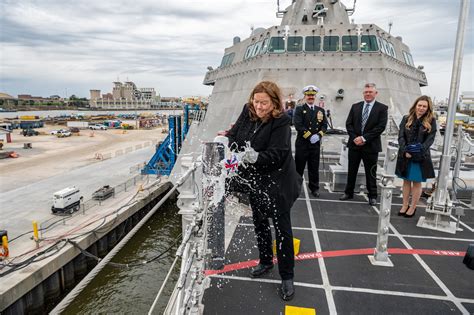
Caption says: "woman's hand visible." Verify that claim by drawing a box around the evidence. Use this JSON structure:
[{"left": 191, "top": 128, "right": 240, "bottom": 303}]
[{"left": 405, "top": 152, "right": 412, "bottom": 158}]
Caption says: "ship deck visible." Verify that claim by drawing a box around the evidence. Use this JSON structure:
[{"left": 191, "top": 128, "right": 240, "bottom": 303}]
[{"left": 201, "top": 163, "right": 474, "bottom": 314}]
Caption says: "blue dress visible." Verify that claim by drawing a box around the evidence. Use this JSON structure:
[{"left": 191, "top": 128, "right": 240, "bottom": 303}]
[{"left": 400, "top": 160, "right": 426, "bottom": 182}]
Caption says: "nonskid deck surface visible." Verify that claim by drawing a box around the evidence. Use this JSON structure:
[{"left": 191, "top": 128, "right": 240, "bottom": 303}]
[{"left": 201, "top": 167, "right": 474, "bottom": 314}]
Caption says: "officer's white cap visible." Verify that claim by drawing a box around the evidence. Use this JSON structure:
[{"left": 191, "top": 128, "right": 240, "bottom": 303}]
[{"left": 302, "top": 85, "right": 320, "bottom": 95}]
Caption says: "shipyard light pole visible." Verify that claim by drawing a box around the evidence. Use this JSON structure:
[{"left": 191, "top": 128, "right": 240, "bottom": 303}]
[{"left": 418, "top": 0, "right": 471, "bottom": 234}]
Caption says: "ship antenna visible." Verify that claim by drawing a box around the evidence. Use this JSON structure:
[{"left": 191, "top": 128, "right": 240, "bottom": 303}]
[{"left": 388, "top": 20, "right": 393, "bottom": 34}]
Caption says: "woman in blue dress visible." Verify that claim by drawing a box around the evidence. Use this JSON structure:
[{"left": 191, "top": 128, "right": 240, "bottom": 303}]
[{"left": 395, "top": 95, "right": 437, "bottom": 217}]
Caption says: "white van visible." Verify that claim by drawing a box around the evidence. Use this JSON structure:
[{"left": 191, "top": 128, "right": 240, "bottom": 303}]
[{"left": 51, "top": 187, "right": 82, "bottom": 214}]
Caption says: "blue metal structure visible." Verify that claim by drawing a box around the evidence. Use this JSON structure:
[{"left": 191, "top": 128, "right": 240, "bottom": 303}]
[
  {"left": 183, "top": 105, "right": 190, "bottom": 141},
  {"left": 142, "top": 106, "right": 195, "bottom": 175},
  {"left": 176, "top": 115, "right": 182, "bottom": 152},
  {"left": 142, "top": 116, "right": 178, "bottom": 175}
]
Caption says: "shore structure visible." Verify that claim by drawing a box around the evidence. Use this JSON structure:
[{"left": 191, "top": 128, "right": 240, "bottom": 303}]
[
  {"left": 90, "top": 81, "right": 160, "bottom": 109},
  {"left": 0, "top": 121, "right": 172, "bottom": 313}
]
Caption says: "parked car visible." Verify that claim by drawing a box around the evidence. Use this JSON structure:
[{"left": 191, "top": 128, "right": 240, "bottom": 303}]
[
  {"left": 69, "top": 127, "right": 80, "bottom": 133},
  {"left": 57, "top": 130, "right": 72, "bottom": 137},
  {"left": 22, "top": 129, "right": 39, "bottom": 136},
  {"left": 50, "top": 128, "right": 68, "bottom": 135},
  {"left": 89, "top": 124, "right": 108, "bottom": 130}
]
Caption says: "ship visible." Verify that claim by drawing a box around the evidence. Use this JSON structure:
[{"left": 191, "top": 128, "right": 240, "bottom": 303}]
[
  {"left": 161, "top": 0, "right": 474, "bottom": 314},
  {"left": 0, "top": 1, "right": 472, "bottom": 314}
]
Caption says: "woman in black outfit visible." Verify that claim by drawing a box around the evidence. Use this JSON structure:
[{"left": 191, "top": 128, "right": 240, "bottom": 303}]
[
  {"left": 395, "top": 95, "right": 437, "bottom": 217},
  {"left": 227, "top": 81, "right": 302, "bottom": 301}
]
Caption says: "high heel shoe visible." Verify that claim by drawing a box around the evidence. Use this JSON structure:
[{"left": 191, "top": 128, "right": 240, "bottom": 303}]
[
  {"left": 398, "top": 205, "right": 409, "bottom": 216},
  {"left": 404, "top": 207, "right": 417, "bottom": 218}
]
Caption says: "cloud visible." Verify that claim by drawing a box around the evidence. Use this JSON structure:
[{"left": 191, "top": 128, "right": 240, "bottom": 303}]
[{"left": 0, "top": 0, "right": 472, "bottom": 99}]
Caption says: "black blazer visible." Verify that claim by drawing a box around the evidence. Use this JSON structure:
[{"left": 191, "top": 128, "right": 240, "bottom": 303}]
[
  {"left": 395, "top": 116, "right": 437, "bottom": 179},
  {"left": 346, "top": 100, "right": 388, "bottom": 153},
  {"left": 293, "top": 103, "right": 328, "bottom": 148},
  {"left": 227, "top": 104, "right": 302, "bottom": 213}
]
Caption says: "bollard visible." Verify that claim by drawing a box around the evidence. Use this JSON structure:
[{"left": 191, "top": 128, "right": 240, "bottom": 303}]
[
  {"left": 1, "top": 234, "right": 9, "bottom": 258},
  {"left": 32, "top": 221, "right": 39, "bottom": 248}
]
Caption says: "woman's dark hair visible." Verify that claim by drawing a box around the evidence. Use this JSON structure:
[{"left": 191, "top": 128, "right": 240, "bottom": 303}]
[
  {"left": 247, "top": 81, "right": 283, "bottom": 122},
  {"left": 405, "top": 95, "right": 434, "bottom": 132}
]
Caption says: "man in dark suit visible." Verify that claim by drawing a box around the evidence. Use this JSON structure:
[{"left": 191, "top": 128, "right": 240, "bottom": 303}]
[
  {"left": 340, "top": 83, "right": 388, "bottom": 206},
  {"left": 293, "top": 85, "right": 328, "bottom": 197}
]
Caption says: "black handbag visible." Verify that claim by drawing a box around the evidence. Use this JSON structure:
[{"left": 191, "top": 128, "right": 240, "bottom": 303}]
[{"left": 410, "top": 151, "right": 425, "bottom": 162}]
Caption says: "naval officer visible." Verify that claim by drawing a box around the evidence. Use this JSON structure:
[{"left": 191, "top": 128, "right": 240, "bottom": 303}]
[{"left": 293, "top": 85, "right": 328, "bottom": 197}]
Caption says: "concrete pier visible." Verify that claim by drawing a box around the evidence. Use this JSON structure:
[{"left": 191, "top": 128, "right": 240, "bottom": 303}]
[{"left": 0, "top": 181, "right": 172, "bottom": 313}]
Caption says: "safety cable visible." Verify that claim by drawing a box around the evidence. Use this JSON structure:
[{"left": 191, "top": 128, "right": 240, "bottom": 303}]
[{"left": 67, "top": 235, "right": 180, "bottom": 269}]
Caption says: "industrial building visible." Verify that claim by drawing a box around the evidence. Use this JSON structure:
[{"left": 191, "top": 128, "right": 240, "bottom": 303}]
[{"left": 89, "top": 81, "right": 160, "bottom": 109}]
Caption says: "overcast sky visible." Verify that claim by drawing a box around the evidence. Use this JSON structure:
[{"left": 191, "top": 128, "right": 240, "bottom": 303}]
[{"left": 0, "top": 0, "right": 472, "bottom": 100}]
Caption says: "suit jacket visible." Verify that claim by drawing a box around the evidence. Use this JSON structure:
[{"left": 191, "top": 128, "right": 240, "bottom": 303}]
[
  {"left": 346, "top": 100, "right": 388, "bottom": 153},
  {"left": 293, "top": 103, "right": 328, "bottom": 148}
]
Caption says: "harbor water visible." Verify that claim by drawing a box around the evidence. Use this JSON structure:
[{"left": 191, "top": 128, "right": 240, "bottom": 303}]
[{"left": 62, "top": 199, "right": 181, "bottom": 314}]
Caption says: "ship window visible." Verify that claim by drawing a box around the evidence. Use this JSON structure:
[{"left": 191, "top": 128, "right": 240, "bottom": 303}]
[
  {"left": 260, "top": 38, "right": 270, "bottom": 54},
  {"left": 244, "top": 44, "right": 254, "bottom": 59},
  {"left": 268, "top": 37, "right": 285, "bottom": 53},
  {"left": 385, "top": 41, "right": 396, "bottom": 58},
  {"left": 305, "top": 36, "right": 321, "bottom": 51},
  {"left": 342, "top": 35, "right": 358, "bottom": 51},
  {"left": 377, "top": 37, "right": 387, "bottom": 54},
  {"left": 252, "top": 41, "right": 263, "bottom": 57},
  {"left": 315, "top": 4, "right": 324, "bottom": 11},
  {"left": 403, "top": 51, "right": 415, "bottom": 67},
  {"left": 360, "top": 35, "right": 378, "bottom": 52},
  {"left": 287, "top": 36, "right": 303, "bottom": 52},
  {"left": 323, "top": 36, "right": 339, "bottom": 51},
  {"left": 220, "top": 52, "right": 235, "bottom": 67},
  {"left": 226, "top": 53, "right": 235, "bottom": 66},
  {"left": 220, "top": 55, "right": 229, "bottom": 67}
]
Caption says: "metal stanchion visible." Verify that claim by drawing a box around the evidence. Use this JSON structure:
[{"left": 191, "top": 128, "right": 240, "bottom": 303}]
[
  {"left": 369, "top": 145, "right": 397, "bottom": 267},
  {"left": 419, "top": 0, "right": 470, "bottom": 234}
]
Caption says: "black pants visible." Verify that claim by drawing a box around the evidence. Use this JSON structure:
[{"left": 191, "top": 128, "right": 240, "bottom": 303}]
[
  {"left": 249, "top": 194, "right": 294, "bottom": 280},
  {"left": 295, "top": 144, "right": 320, "bottom": 192},
  {"left": 345, "top": 149, "right": 378, "bottom": 198}
]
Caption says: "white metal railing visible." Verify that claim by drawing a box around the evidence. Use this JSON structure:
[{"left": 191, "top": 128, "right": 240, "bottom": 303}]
[{"left": 149, "top": 142, "right": 228, "bottom": 314}]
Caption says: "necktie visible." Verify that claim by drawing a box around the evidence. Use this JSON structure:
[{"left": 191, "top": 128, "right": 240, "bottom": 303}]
[{"left": 361, "top": 103, "right": 370, "bottom": 132}]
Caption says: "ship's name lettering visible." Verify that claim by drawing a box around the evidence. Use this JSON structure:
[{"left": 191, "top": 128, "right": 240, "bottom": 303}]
[{"left": 433, "top": 250, "right": 461, "bottom": 256}]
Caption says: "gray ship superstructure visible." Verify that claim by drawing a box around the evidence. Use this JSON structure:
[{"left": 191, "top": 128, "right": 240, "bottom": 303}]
[{"left": 184, "top": 0, "right": 427, "bottom": 157}]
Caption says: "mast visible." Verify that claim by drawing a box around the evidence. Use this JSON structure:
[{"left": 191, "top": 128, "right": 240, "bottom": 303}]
[{"left": 279, "top": 0, "right": 350, "bottom": 25}]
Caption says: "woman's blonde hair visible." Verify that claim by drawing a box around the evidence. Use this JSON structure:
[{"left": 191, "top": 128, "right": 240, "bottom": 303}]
[
  {"left": 247, "top": 81, "right": 283, "bottom": 122},
  {"left": 405, "top": 95, "right": 434, "bottom": 132}
]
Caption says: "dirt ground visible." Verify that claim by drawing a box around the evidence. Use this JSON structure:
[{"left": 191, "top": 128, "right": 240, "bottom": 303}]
[{"left": 0, "top": 124, "right": 166, "bottom": 190}]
